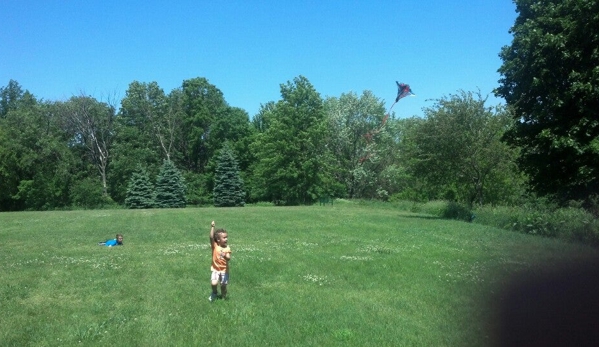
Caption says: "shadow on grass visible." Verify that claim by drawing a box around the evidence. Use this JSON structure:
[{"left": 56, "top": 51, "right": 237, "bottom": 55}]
[{"left": 398, "top": 214, "right": 442, "bottom": 220}]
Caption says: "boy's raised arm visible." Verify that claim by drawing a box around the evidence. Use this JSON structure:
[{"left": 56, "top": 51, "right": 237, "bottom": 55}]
[{"left": 209, "top": 220, "right": 215, "bottom": 243}]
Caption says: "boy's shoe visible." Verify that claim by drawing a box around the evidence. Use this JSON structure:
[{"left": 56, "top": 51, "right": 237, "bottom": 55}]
[{"left": 209, "top": 293, "right": 217, "bottom": 302}]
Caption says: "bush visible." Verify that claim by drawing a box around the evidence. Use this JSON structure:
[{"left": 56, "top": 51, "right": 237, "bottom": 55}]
[
  {"left": 473, "top": 204, "right": 599, "bottom": 247},
  {"left": 441, "top": 201, "right": 474, "bottom": 222},
  {"left": 70, "top": 178, "right": 109, "bottom": 209},
  {"left": 410, "top": 200, "right": 473, "bottom": 222}
]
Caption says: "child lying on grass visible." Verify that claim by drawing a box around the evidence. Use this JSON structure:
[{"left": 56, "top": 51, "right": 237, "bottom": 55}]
[{"left": 98, "top": 233, "right": 123, "bottom": 247}]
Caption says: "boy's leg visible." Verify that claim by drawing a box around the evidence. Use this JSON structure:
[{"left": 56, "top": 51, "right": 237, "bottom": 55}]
[
  {"left": 220, "top": 273, "right": 229, "bottom": 299},
  {"left": 209, "top": 272, "right": 219, "bottom": 301},
  {"left": 220, "top": 284, "right": 227, "bottom": 299}
]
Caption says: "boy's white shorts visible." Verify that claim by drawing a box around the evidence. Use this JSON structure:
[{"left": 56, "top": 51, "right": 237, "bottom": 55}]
[{"left": 211, "top": 271, "right": 229, "bottom": 285}]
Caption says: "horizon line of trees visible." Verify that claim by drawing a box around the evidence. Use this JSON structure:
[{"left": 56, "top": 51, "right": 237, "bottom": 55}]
[{"left": 0, "top": 76, "right": 526, "bottom": 211}]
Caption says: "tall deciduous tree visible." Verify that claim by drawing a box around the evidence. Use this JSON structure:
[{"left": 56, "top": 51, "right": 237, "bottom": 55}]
[
  {"left": 496, "top": 0, "right": 599, "bottom": 205},
  {"left": 0, "top": 79, "right": 24, "bottom": 118},
  {"left": 249, "top": 76, "right": 330, "bottom": 204},
  {"left": 0, "top": 89, "right": 76, "bottom": 210},
  {"left": 58, "top": 95, "right": 115, "bottom": 197},
  {"left": 324, "top": 91, "right": 388, "bottom": 199},
  {"left": 213, "top": 142, "right": 245, "bottom": 207},
  {"left": 119, "top": 81, "right": 177, "bottom": 161},
  {"left": 406, "top": 91, "right": 521, "bottom": 206},
  {"left": 178, "top": 77, "right": 228, "bottom": 172}
]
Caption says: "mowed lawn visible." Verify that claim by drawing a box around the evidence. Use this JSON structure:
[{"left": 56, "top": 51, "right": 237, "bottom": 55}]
[{"left": 1, "top": 202, "right": 597, "bottom": 346}]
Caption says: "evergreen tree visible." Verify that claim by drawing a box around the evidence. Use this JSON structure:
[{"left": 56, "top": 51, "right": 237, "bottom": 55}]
[
  {"left": 155, "top": 160, "right": 186, "bottom": 208},
  {"left": 124, "top": 165, "right": 155, "bottom": 209},
  {"left": 213, "top": 143, "right": 245, "bottom": 207}
]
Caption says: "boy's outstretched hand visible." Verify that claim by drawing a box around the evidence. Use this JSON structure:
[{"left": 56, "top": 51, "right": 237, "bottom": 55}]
[{"left": 211, "top": 221, "right": 215, "bottom": 227}]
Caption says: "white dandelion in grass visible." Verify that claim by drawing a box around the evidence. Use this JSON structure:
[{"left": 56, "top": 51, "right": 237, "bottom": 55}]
[
  {"left": 301, "top": 274, "right": 330, "bottom": 285},
  {"left": 339, "top": 255, "right": 373, "bottom": 261}
]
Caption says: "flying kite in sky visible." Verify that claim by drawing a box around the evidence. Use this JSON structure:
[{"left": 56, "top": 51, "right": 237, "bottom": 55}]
[
  {"left": 389, "top": 81, "right": 415, "bottom": 113},
  {"left": 359, "top": 81, "right": 414, "bottom": 164}
]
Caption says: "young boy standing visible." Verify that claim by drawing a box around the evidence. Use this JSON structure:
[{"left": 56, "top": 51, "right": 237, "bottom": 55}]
[{"left": 209, "top": 221, "right": 231, "bottom": 301}]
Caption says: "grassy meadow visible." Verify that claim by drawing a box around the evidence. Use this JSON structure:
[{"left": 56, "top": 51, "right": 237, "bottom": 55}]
[{"left": 1, "top": 202, "right": 597, "bottom": 346}]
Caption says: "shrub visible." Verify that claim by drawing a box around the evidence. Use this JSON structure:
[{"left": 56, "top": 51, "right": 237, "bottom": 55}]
[
  {"left": 70, "top": 178, "right": 107, "bottom": 209},
  {"left": 410, "top": 200, "right": 473, "bottom": 222},
  {"left": 473, "top": 204, "right": 599, "bottom": 247},
  {"left": 441, "top": 201, "right": 474, "bottom": 222}
]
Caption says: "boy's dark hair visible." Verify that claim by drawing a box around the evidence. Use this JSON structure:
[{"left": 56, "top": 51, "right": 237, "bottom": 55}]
[{"left": 214, "top": 229, "right": 227, "bottom": 241}]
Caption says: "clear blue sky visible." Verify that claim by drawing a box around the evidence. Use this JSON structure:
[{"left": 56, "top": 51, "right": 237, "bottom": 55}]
[{"left": 1, "top": 1, "right": 517, "bottom": 118}]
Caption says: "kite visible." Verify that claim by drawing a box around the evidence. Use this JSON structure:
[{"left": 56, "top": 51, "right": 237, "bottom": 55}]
[
  {"left": 389, "top": 81, "right": 415, "bottom": 114},
  {"left": 359, "top": 81, "right": 414, "bottom": 164}
]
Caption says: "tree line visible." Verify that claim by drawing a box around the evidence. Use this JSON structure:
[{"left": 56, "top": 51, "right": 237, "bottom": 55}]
[{"left": 0, "top": 76, "right": 522, "bottom": 211}]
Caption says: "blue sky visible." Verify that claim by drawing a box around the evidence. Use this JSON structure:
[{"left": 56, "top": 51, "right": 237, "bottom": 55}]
[{"left": 1, "top": 1, "right": 517, "bottom": 118}]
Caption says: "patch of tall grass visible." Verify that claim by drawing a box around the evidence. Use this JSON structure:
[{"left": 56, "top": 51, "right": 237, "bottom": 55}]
[{"left": 473, "top": 204, "right": 599, "bottom": 246}]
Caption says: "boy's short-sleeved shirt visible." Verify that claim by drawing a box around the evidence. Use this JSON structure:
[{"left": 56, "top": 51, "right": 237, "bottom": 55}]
[
  {"left": 211, "top": 241, "right": 231, "bottom": 273},
  {"left": 105, "top": 239, "right": 120, "bottom": 247}
]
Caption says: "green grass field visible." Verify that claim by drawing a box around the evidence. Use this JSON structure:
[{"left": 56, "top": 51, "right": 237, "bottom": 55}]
[{"left": 2, "top": 202, "right": 597, "bottom": 346}]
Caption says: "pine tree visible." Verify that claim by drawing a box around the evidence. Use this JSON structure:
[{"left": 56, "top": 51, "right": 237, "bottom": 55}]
[
  {"left": 213, "top": 143, "right": 245, "bottom": 207},
  {"left": 155, "top": 160, "right": 186, "bottom": 208},
  {"left": 124, "top": 165, "right": 155, "bottom": 209}
]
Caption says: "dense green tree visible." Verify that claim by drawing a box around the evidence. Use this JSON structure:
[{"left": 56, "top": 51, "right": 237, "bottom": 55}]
[
  {"left": 251, "top": 101, "right": 276, "bottom": 133},
  {"left": 213, "top": 143, "right": 245, "bottom": 207},
  {"left": 207, "top": 106, "right": 254, "bottom": 171},
  {"left": 0, "top": 79, "right": 24, "bottom": 118},
  {"left": 155, "top": 160, "right": 186, "bottom": 208},
  {"left": 405, "top": 91, "right": 522, "bottom": 206},
  {"left": 178, "top": 77, "right": 229, "bottom": 172},
  {"left": 324, "top": 91, "right": 388, "bottom": 199},
  {"left": 0, "top": 89, "right": 76, "bottom": 210},
  {"left": 124, "top": 165, "right": 156, "bottom": 209},
  {"left": 70, "top": 177, "right": 110, "bottom": 209},
  {"left": 496, "top": 0, "right": 599, "bottom": 205},
  {"left": 249, "top": 76, "right": 330, "bottom": 204},
  {"left": 109, "top": 82, "right": 167, "bottom": 204},
  {"left": 119, "top": 81, "right": 179, "bottom": 161}
]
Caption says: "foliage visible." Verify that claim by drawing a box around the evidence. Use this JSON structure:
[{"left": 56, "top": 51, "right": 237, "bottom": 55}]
[
  {"left": 213, "top": 143, "right": 245, "bottom": 207},
  {"left": 155, "top": 160, "right": 186, "bottom": 208},
  {"left": 183, "top": 172, "right": 212, "bottom": 206},
  {"left": 324, "top": 91, "right": 388, "bottom": 198},
  {"left": 474, "top": 203, "right": 599, "bottom": 247},
  {"left": 496, "top": 0, "right": 599, "bottom": 206},
  {"left": 0, "top": 77, "right": 566, "bottom": 213},
  {"left": 0, "top": 89, "right": 76, "bottom": 211},
  {"left": 207, "top": 107, "right": 254, "bottom": 172},
  {"left": 403, "top": 91, "right": 522, "bottom": 206},
  {"left": 0, "top": 79, "right": 24, "bottom": 118},
  {"left": 178, "top": 77, "right": 229, "bottom": 172},
  {"left": 124, "top": 165, "right": 155, "bottom": 209},
  {"left": 249, "top": 76, "right": 331, "bottom": 204},
  {"left": 119, "top": 81, "right": 173, "bottom": 160},
  {"left": 70, "top": 177, "right": 117, "bottom": 209},
  {"left": 58, "top": 96, "right": 115, "bottom": 195}
]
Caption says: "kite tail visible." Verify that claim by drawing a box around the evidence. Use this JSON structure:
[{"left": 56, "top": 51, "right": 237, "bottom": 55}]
[{"left": 387, "top": 101, "right": 398, "bottom": 115}]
